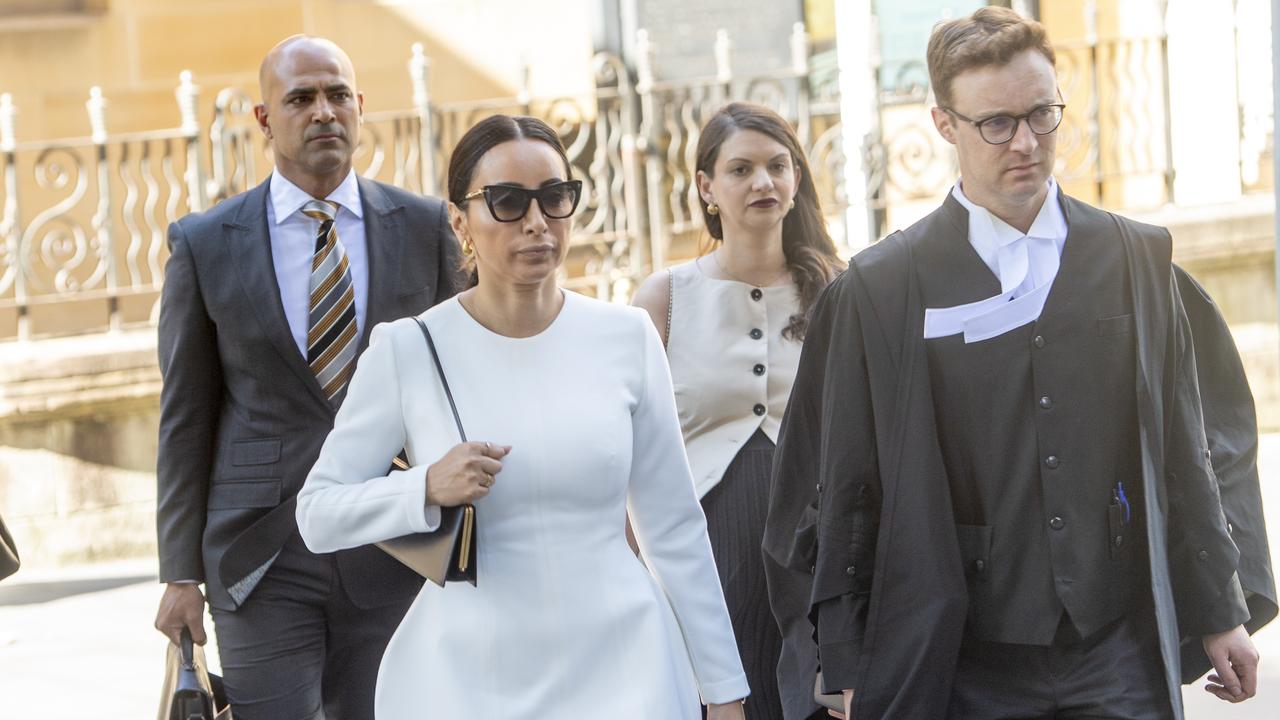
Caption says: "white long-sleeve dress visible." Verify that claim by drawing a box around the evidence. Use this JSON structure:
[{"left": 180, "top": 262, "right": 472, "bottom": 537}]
[{"left": 297, "top": 290, "right": 749, "bottom": 718}]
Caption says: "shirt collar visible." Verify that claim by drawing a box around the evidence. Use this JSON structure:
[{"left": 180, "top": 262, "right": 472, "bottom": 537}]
[
  {"left": 952, "top": 177, "right": 1065, "bottom": 247},
  {"left": 269, "top": 169, "right": 364, "bottom": 225}
]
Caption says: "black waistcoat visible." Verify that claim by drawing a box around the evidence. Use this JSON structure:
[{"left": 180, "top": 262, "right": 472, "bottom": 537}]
[{"left": 917, "top": 210, "right": 1149, "bottom": 645}]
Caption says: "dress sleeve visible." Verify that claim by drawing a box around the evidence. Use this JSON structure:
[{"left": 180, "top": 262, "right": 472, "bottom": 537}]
[
  {"left": 624, "top": 315, "right": 750, "bottom": 705},
  {"left": 296, "top": 321, "right": 441, "bottom": 554}
]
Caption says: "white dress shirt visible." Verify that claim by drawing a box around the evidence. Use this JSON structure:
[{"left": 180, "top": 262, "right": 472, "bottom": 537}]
[
  {"left": 267, "top": 169, "right": 370, "bottom": 358},
  {"left": 923, "top": 177, "right": 1068, "bottom": 343}
]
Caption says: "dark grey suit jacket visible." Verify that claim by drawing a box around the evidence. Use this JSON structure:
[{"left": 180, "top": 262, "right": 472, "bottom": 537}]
[{"left": 156, "top": 175, "right": 462, "bottom": 611}]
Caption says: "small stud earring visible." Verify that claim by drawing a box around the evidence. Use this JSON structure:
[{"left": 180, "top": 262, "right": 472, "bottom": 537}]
[
  {"left": 789, "top": 199, "right": 796, "bottom": 211},
  {"left": 707, "top": 202, "right": 719, "bottom": 216},
  {"left": 462, "top": 238, "right": 474, "bottom": 256}
]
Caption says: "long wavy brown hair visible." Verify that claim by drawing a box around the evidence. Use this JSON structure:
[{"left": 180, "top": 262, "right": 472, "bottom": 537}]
[{"left": 695, "top": 102, "right": 843, "bottom": 341}]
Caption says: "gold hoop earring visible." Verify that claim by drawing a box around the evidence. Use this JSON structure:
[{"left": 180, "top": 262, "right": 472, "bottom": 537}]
[{"left": 707, "top": 202, "right": 719, "bottom": 216}]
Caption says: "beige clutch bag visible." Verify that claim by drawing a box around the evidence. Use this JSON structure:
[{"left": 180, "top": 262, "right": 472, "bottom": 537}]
[{"left": 375, "top": 317, "right": 477, "bottom": 587}]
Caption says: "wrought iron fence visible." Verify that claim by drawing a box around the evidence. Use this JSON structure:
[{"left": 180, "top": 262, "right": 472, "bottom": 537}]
[
  {"left": 0, "top": 14, "right": 1271, "bottom": 341},
  {"left": 863, "top": 31, "right": 1180, "bottom": 234},
  {"left": 0, "top": 23, "right": 847, "bottom": 340},
  {"left": 0, "top": 77, "right": 204, "bottom": 340},
  {"left": 635, "top": 25, "right": 849, "bottom": 272}
]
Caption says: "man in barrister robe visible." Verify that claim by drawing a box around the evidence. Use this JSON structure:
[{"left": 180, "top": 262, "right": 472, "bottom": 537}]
[{"left": 763, "top": 7, "right": 1275, "bottom": 719}]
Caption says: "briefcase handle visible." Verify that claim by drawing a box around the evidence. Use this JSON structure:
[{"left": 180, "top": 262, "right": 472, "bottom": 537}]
[{"left": 180, "top": 627, "right": 197, "bottom": 672}]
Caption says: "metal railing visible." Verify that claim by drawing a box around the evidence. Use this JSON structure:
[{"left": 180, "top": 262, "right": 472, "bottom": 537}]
[
  {"left": 0, "top": 76, "right": 203, "bottom": 340},
  {"left": 0, "top": 12, "right": 1271, "bottom": 341},
  {"left": 0, "top": 23, "right": 847, "bottom": 340}
]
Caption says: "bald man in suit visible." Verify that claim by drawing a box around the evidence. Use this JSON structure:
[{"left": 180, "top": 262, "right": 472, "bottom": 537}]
[{"left": 153, "top": 36, "right": 461, "bottom": 720}]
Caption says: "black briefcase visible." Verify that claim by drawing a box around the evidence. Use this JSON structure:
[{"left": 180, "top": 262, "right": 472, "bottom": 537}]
[{"left": 159, "top": 628, "right": 232, "bottom": 720}]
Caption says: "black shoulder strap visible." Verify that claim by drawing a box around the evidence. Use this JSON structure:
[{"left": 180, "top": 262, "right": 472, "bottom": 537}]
[{"left": 413, "top": 317, "right": 467, "bottom": 443}]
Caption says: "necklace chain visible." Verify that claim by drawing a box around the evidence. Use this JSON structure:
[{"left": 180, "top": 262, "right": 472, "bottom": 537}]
[{"left": 711, "top": 251, "right": 790, "bottom": 288}]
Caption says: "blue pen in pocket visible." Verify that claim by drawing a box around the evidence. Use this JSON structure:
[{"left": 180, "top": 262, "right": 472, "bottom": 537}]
[{"left": 1114, "top": 481, "right": 1131, "bottom": 525}]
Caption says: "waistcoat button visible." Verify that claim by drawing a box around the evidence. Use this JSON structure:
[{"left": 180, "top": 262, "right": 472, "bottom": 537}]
[
  {"left": 1033, "top": 335, "right": 1046, "bottom": 349},
  {"left": 1044, "top": 455, "right": 1060, "bottom": 469},
  {"left": 1039, "top": 395, "right": 1053, "bottom": 409},
  {"left": 1049, "top": 516, "right": 1065, "bottom": 531}
]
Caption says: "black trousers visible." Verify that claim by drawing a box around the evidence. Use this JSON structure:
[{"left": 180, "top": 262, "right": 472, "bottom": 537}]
[
  {"left": 702, "top": 430, "right": 785, "bottom": 719},
  {"left": 947, "top": 609, "right": 1171, "bottom": 719},
  {"left": 210, "top": 533, "right": 414, "bottom": 720}
]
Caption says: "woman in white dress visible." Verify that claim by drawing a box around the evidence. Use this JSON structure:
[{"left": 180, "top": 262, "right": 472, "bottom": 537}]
[{"left": 296, "top": 115, "right": 749, "bottom": 719}]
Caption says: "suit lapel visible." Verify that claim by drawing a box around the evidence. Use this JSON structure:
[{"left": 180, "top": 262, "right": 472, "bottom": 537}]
[
  {"left": 226, "top": 178, "right": 333, "bottom": 410},
  {"left": 358, "top": 176, "right": 406, "bottom": 353}
]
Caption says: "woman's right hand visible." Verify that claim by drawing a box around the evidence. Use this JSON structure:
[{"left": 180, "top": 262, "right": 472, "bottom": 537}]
[{"left": 425, "top": 441, "right": 511, "bottom": 507}]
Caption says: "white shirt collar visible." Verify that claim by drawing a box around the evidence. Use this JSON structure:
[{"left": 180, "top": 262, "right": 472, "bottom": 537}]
[
  {"left": 923, "top": 178, "right": 1068, "bottom": 343},
  {"left": 951, "top": 177, "right": 1066, "bottom": 246},
  {"left": 269, "top": 169, "right": 364, "bottom": 225}
]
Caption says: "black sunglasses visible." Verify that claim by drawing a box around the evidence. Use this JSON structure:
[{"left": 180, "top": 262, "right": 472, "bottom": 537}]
[
  {"left": 942, "top": 103, "right": 1066, "bottom": 145},
  {"left": 462, "top": 180, "right": 583, "bottom": 223}
]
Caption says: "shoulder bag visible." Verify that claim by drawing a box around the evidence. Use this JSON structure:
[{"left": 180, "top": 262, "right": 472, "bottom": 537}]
[{"left": 377, "top": 317, "right": 477, "bottom": 587}]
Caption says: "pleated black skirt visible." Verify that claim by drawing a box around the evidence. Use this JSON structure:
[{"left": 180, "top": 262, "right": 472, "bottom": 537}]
[{"left": 700, "top": 428, "right": 784, "bottom": 719}]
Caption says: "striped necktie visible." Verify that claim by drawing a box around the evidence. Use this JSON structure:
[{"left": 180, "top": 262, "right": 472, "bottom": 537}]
[{"left": 301, "top": 199, "right": 358, "bottom": 403}]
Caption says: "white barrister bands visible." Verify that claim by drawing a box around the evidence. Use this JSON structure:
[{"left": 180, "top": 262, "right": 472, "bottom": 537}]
[{"left": 923, "top": 178, "right": 1068, "bottom": 343}]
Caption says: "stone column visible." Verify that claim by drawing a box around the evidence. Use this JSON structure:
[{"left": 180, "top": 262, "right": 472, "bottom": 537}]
[{"left": 835, "top": 0, "right": 876, "bottom": 250}]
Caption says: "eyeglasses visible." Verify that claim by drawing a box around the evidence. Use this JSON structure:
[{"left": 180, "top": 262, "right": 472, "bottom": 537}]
[
  {"left": 941, "top": 103, "right": 1066, "bottom": 145},
  {"left": 462, "top": 180, "right": 583, "bottom": 223}
]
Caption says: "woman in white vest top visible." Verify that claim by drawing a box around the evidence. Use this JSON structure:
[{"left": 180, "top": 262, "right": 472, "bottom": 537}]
[{"left": 634, "top": 102, "right": 843, "bottom": 720}]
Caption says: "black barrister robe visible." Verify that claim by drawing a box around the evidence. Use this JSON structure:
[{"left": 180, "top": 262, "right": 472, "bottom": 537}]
[{"left": 762, "top": 193, "right": 1277, "bottom": 720}]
